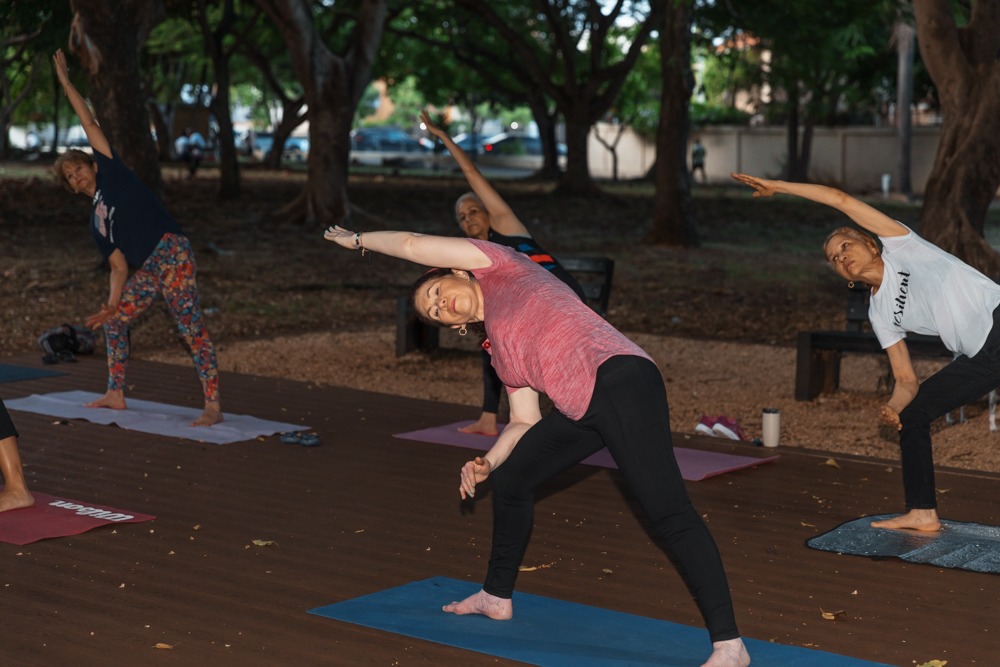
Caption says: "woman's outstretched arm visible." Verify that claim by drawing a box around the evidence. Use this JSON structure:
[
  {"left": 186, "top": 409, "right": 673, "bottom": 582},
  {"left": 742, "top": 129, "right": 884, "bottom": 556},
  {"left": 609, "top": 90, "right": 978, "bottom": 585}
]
[
  {"left": 420, "top": 110, "right": 529, "bottom": 237},
  {"left": 323, "top": 226, "right": 492, "bottom": 271},
  {"left": 53, "top": 49, "right": 111, "bottom": 159},
  {"left": 731, "top": 173, "right": 906, "bottom": 238}
]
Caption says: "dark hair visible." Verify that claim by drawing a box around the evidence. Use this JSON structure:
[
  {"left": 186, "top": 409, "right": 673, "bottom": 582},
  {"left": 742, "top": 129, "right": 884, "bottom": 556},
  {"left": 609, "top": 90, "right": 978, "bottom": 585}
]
[
  {"left": 53, "top": 149, "right": 95, "bottom": 191},
  {"left": 409, "top": 268, "right": 486, "bottom": 337},
  {"left": 410, "top": 268, "right": 454, "bottom": 326}
]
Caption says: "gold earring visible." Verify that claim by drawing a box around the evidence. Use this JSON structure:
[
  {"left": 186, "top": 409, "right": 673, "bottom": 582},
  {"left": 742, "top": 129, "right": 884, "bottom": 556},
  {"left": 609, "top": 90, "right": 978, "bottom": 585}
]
[
  {"left": 458, "top": 324, "right": 468, "bottom": 336},
  {"left": 848, "top": 281, "right": 855, "bottom": 289}
]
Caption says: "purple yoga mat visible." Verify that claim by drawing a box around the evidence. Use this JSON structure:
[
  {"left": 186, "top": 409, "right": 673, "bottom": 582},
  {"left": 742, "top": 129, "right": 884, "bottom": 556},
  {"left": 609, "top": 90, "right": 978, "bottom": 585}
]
[{"left": 393, "top": 421, "right": 778, "bottom": 481}]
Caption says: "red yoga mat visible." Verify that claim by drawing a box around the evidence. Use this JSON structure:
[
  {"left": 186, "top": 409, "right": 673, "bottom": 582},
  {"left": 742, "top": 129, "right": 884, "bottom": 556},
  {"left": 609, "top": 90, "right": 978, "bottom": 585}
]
[
  {"left": 393, "top": 421, "right": 778, "bottom": 481},
  {"left": 0, "top": 489, "right": 155, "bottom": 545}
]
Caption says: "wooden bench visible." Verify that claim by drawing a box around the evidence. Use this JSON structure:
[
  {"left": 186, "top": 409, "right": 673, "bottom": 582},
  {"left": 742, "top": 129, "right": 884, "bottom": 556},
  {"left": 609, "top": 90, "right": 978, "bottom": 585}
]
[
  {"left": 557, "top": 255, "right": 615, "bottom": 317},
  {"left": 795, "top": 284, "right": 951, "bottom": 400},
  {"left": 395, "top": 254, "right": 615, "bottom": 357}
]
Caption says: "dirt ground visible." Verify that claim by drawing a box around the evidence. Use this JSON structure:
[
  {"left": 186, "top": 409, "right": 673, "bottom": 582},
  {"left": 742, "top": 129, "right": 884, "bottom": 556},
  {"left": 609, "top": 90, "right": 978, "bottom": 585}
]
[{"left": 4, "top": 164, "right": 1000, "bottom": 475}]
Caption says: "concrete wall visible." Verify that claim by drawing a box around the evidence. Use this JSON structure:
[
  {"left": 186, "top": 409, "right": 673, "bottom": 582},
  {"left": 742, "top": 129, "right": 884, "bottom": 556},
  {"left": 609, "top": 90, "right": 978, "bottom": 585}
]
[{"left": 587, "top": 122, "right": 944, "bottom": 195}]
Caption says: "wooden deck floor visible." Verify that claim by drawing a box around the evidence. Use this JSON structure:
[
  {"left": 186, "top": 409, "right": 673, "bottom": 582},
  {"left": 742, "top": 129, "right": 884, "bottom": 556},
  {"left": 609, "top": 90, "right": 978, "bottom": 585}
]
[{"left": 0, "top": 352, "right": 996, "bottom": 667}]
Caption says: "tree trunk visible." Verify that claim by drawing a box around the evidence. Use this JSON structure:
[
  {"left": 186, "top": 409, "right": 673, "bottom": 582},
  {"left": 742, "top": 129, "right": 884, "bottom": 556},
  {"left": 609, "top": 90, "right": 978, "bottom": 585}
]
[
  {"left": 198, "top": 0, "right": 240, "bottom": 199},
  {"left": 647, "top": 0, "right": 697, "bottom": 246},
  {"left": 785, "top": 82, "right": 802, "bottom": 181},
  {"left": 258, "top": 0, "right": 387, "bottom": 226},
  {"left": 147, "top": 101, "right": 172, "bottom": 161},
  {"left": 561, "top": 106, "right": 592, "bottom": 194},
  {"left": 914, "top": 0, "right": 1000, "bottom": 275},
  {"left": 894, "top": 21, "right": 915, "bottom": 197},
  {"left": 71, "top": 0, "right": 165, "bottom": 194},
  {"left": 527, "top": 96, "right": 561, "bottom": 180},
  {"left": 798, "top": 118, "right": 814, "bottom": 182}
]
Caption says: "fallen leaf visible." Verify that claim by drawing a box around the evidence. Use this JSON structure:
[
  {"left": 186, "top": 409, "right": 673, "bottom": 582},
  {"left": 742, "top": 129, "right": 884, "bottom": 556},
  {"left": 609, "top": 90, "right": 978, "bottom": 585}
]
[
  {"left": 154, "top": 643, "right": 175, "bottom": 650},
  {"left": 602, "top": 568, "right": 613, "bottom": 575},
  {"left": 915, "top": 661, "right": 947, "bottom": 667},
  {"left": 518, "top": 561, "right": 556, "bottom": 572},
  {"left": 800, "top": 521, "right": 816, "bottom": 527},
  {"left": 823, "top": 458, "right": 841, "bottom": 469},
  {"left": 820, "top": 608, "right": 846, "bottom": 621},
  {"left": 252, "top": 539, "right": 277, "bottom": 547}
]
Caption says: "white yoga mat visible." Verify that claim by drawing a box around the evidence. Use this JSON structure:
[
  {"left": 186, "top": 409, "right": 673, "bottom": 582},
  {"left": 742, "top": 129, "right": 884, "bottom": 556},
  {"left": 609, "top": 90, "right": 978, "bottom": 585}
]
[{"left": 4, "top": 390, "right": 308, "bottom": 445}]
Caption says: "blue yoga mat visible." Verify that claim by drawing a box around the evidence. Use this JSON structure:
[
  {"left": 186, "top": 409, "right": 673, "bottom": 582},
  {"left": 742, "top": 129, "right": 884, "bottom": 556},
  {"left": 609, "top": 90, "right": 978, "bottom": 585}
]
[
  {"left": 0, "top": 364, "right": 66, "bottom": 384},
  {"left": 309, "top": 577, "right": 894, "bottom": 667}
]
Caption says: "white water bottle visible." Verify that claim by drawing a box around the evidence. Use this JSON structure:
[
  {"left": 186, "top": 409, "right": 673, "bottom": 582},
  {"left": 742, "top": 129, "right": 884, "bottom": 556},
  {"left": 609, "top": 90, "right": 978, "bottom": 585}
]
[{"left": 762, "top": 408, "right": 780, "bottom": 448}]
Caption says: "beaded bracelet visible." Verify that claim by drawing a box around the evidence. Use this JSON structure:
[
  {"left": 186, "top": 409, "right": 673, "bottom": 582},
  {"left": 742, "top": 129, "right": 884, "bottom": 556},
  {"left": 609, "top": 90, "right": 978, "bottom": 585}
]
[{"left": 354, "top": 232, "right": 368, "bottom": 256}]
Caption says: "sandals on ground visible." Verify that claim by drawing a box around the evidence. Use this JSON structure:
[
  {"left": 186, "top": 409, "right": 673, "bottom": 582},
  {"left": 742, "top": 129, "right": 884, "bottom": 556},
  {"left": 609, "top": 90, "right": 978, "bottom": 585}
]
[{"left": 278, "top": 431, "right": 321, "bottom": 447}]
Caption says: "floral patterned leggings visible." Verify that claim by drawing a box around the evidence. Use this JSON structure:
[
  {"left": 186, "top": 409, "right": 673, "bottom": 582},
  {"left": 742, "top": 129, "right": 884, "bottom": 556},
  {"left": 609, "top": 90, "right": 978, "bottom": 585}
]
[{"left": 104, "top": 233, "right": 219, "bottom": 403}]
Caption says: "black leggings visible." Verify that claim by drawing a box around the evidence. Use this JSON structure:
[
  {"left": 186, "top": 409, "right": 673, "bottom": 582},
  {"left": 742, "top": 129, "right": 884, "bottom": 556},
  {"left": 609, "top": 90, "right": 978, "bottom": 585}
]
[
  {"left": 0, "top": 400, "right": 18, "bottom": 440},
  {"left": 481, "top": 349, "right": 503, "bottom": 414},
  {"left": 898, "top": 305, "right": 1000, "bottom": 508},
  {"left": 482, "top": 355, "right": 740, "bottom": 642}
]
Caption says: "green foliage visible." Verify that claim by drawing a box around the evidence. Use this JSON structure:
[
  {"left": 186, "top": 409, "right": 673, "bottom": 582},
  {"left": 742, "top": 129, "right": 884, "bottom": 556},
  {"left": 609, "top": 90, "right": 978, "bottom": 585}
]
[
  {"left": 379, "top": 76, "right": 424, "bottom": 130},
  {"left": 697, "top": 0, "right": 899, "bottom": 128},
  {"left": 610, "top": 34, "right": 661, "bottom": 139},
  {"left": 690, "top": 101, "right": 752, "bottom": 126},
  {"left": 695, "top": 36, "right": 764, "bottom": 111},
  {"left": 1, "top": 2, "right": 73, "bottom": 127}
]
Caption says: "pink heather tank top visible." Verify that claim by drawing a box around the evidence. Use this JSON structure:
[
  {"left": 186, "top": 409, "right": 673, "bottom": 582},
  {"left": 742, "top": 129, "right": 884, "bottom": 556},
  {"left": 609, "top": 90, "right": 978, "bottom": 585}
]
[{"left": 469, "top": 239, "right": 652, "bottom": 420}]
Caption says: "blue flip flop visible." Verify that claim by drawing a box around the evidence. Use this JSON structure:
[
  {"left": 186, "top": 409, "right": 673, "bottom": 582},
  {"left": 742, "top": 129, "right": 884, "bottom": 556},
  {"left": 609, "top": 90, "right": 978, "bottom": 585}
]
[
  {"left": 297, "top": 433, "right": 321, "bottom": 447},
  {"left": 279, "top": 431, "right": 321, "bottom": 447}
]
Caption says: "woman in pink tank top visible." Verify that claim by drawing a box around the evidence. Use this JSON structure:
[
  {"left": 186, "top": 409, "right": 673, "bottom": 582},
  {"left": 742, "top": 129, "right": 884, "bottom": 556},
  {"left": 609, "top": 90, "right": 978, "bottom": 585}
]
[{"left": 324, "top": 225, "right": 750, "bottom": 667}]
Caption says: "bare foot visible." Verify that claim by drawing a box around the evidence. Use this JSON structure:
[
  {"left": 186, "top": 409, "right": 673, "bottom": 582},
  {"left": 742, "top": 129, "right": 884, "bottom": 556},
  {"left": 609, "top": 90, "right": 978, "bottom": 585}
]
[
  {"left": 442, "top": 589, "right": 512, "bottom": 620},
  {"left": 0, "top": 488, "right": 35, "bottom": 513},
  {"left": 701, "top": 638, "right": 750, "bottom": 667},
  {"left": 871, "top": 509, "right": 941, "bottom": 532},
  {"left": 458, "top": 414, "right": 499, "bottom": 436},
  {"left": 86, "top": 390, "right": 126, "bottom": 410},
  {"left": 192, "top": 401, "right": 223, "bottom": 427}
]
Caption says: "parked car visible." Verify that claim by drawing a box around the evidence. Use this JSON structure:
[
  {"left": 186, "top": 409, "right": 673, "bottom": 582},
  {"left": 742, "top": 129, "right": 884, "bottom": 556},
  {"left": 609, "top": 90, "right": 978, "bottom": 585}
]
[
  {"left": 451, "top": 132, "right": 486, "bottom": 154},
  {"left": 477, "top": 132, "right": 567, "bottom": 170},
  {"left": 481, "top": 132, "right": 567, "bottom": 157},
  {"left": 250, "top": 132, "right": 310, "bottom": 162},
  {"left": 350, "top": 126, "right": 430, "bottom": 167}
]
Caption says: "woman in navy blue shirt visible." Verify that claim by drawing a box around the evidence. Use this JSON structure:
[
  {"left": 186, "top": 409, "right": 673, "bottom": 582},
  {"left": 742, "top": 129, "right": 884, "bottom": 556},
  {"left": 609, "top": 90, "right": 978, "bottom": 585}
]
[{"left": 53, "top": 49, "right": 221, "bottom": 426}]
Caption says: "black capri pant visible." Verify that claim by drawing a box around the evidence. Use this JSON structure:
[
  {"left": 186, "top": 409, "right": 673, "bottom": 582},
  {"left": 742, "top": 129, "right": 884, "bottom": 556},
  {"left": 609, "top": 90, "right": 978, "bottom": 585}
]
[
  {"left": 1, "top": 400, "right": 18, "bottom": 440},
  {"left": 482, "top": 355, "right": 740, "bottom": 642}
]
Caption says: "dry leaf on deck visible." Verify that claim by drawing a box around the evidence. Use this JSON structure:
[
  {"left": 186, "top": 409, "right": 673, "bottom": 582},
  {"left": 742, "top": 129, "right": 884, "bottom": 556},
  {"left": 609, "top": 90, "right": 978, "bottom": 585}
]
[
  {"left": 823, "top": 458, "right": 841, "bottom": 469},
  {"left": 153, "top": 643, "right": 175, "bottom": 650},
  {"left": 820, "top": 608, "right": 846, "bottom": 621},
  {"left": 519, "top": 562, "right": 555, "bottom": 572},
  {"left": 252, "top": 539, "right": 277, "bottom": 547},
  {"left": 915, "top": 661, "right": 947, "bottom": 667}
]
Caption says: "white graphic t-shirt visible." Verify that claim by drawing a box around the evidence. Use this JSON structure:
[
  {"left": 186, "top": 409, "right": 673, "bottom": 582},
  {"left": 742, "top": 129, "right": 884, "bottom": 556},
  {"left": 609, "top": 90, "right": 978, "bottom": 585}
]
[{"left": 870, "top": 225, "right": 1000, "bottom": 357}]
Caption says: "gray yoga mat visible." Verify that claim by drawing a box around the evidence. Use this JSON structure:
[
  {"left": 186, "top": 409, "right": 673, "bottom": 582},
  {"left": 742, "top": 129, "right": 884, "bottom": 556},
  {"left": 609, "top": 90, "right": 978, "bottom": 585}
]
[{"left": 807, "top": 514, "right": 1000, "bottom": 575}]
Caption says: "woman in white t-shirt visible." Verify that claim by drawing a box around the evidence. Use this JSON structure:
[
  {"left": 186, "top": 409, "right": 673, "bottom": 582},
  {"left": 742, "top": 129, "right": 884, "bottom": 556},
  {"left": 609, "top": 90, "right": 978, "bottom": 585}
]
[
  {"left": 323, "top": 226, "right": 750, "bottom": 667},
  {"left": 733, "top": 173, "right": 1000, "bottom": 533}
]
